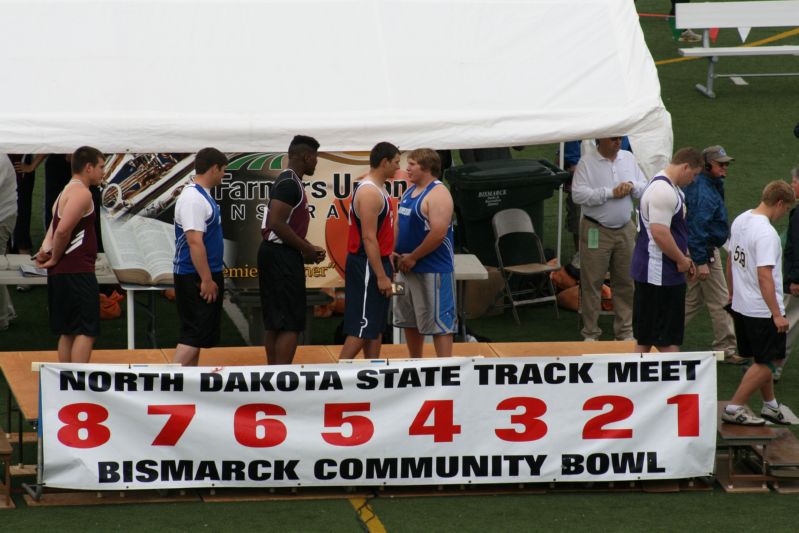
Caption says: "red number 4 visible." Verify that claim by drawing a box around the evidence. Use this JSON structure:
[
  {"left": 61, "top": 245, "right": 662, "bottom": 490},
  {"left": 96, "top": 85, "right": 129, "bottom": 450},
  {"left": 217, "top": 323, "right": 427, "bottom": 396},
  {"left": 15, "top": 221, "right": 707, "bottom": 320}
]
[{"left": 408, "top": 400, "right": 461, "bottom": 442}]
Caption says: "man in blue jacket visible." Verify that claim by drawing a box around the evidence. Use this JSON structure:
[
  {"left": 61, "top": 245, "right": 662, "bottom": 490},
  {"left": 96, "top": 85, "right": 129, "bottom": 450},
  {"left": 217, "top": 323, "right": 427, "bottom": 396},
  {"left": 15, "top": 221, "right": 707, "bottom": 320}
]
[{"left": 684, "top": 145, "right": 742, "bottom": 364}]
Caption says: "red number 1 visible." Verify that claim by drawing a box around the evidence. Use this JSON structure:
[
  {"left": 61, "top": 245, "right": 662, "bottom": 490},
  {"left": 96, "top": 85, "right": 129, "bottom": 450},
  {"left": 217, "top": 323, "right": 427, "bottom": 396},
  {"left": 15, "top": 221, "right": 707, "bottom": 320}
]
[{"left": 667, "top": 394, "right": 699, "bottom": 437}]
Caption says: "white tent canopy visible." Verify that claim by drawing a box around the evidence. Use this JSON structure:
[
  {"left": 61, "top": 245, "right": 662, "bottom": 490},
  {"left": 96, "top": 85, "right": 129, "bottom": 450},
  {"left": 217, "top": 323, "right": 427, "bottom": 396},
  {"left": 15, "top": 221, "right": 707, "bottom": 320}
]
[{"left": 0, "top": 0, "right": 671, "bottom": 176}]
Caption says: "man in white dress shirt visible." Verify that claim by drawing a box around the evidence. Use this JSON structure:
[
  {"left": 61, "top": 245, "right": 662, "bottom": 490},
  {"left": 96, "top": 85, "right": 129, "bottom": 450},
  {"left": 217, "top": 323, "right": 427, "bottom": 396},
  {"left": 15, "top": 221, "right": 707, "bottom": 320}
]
[{"left": 571, "top": 137, "right": 648, "bottom": 341}]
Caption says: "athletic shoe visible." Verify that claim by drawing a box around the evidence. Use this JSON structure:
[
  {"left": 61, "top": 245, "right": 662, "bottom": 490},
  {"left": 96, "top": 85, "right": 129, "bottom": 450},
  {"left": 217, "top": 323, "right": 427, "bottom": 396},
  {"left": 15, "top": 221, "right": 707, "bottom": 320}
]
[
  {"left": 773, "top": 366, "right": 783, "bottom": 384},
  {"left": 678, "top": 29, "right": 702, "bottom": 43},
  {"left": 721, "top": 354, "right": 747, "bottom": 365},
  {"left": 761, "top": 404, "right": 792, "bottom": 425},
  {"left": 722, "top": 406, "right": 765, "bottom": 426}
]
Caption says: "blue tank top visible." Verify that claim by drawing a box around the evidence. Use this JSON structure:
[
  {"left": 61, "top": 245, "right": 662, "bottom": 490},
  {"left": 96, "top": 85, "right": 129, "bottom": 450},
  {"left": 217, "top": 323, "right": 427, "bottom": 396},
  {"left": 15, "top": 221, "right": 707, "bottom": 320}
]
[
  {"left": 396, "top": 180, "right": 454, "bottom": 273},
  {"left": 174, "top": 184, "right": 224, "bottom": 275}
]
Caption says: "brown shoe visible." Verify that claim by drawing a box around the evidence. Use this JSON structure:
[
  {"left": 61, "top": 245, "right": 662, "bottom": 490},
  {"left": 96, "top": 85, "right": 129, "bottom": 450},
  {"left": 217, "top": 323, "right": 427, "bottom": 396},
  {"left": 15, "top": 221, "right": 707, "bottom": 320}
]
[{"left": 722, "top": 354, "right": 748, "bottom": 365}]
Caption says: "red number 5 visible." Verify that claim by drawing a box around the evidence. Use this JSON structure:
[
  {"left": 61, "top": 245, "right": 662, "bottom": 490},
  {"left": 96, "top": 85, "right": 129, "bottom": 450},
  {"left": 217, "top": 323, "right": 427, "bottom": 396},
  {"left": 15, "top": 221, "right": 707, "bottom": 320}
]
[{"left": 322, "top": 403, "right": 374, "bottom": 446}]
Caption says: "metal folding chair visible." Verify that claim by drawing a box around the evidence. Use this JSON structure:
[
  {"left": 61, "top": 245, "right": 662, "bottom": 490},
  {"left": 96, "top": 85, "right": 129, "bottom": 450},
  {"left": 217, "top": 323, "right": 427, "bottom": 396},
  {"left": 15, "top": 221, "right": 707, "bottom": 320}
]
[{"left": 492, "top": 208, "right": 559, "bottom": 324}]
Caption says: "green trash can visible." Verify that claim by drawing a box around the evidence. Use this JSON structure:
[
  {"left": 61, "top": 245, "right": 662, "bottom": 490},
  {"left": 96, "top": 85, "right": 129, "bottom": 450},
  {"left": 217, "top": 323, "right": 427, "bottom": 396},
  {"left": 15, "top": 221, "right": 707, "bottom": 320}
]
[{"left": 445, "top": 159, "right": 569, "bottom": 267}]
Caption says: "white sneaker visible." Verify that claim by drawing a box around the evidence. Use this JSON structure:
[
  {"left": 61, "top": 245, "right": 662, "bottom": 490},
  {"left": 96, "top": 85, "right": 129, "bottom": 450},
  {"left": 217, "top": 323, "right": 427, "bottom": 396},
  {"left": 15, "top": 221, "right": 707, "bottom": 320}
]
[
  {"left": 678, "top": 29, "right": 702, "bottom": 43},
  {"left": 722, "top": 406, "right": 765, "bottom": 426},
  {"left": 761, "top": 403, "right": 792, "bottom": 425}
]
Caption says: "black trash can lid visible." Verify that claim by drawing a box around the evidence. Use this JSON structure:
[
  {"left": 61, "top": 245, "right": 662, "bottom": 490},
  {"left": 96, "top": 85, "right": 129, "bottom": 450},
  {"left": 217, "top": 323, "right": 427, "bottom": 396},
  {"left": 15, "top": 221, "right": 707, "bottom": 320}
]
[{"left": 446, "top": 159, "right": 569, "bottom": 187}]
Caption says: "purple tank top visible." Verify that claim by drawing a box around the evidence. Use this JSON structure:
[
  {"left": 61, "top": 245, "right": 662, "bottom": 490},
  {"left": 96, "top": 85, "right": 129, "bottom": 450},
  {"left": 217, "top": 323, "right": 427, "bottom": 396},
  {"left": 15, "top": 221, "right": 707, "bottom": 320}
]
[{"left": 630, "top": 175, "right": 688, "bottom": 286}]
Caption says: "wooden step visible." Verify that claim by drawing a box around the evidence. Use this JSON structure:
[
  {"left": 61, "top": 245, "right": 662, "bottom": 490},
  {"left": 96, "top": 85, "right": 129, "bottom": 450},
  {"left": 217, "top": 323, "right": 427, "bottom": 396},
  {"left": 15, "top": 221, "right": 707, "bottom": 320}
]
[
  {"left": 764, "top": 429, "right": 799, "bottom": 468},
  {"left": 717, "top": 402, "right": 779, "bottom": 444}
]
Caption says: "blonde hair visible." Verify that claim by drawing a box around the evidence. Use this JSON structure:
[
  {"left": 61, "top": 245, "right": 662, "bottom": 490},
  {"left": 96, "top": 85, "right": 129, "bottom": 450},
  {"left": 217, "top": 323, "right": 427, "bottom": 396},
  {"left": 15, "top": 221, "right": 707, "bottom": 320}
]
[
  {"left": 761, "top": 180, "right": 796, "bottom": 207},
  {"left": 408, "top": 148, "right": 441, "bottom": 177}
]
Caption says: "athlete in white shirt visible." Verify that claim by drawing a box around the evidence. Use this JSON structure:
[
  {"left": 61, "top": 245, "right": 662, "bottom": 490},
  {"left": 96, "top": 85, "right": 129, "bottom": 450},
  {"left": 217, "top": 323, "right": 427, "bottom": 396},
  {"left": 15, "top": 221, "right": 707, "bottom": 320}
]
[{"left": 723, "top": 181, "right": 795, "bottom": 426}]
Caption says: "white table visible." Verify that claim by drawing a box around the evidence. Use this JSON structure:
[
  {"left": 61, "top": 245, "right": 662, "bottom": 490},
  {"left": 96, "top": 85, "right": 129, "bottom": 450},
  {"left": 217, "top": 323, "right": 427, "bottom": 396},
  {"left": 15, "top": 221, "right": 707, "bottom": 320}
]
[
  {"left": 0, "top": 253, "right": 118, "bottom": 285},
  {"left": 454, "top": 254, "right": 488, "bottom": 340}
]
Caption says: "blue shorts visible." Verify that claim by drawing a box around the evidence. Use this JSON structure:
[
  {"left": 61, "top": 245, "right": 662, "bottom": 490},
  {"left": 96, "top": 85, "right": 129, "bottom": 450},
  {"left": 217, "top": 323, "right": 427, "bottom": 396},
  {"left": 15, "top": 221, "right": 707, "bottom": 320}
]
[{"left": 343, "top": 253, "right": 392, "bottom": 340}]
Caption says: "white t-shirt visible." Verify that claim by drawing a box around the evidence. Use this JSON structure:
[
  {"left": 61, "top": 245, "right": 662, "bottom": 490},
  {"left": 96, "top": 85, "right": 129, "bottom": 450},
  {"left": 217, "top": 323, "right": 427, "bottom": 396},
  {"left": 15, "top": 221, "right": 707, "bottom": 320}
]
[
  {"left": 640, "top": 177, "right": 681, "bottom": 227},
  {"left": 174, "top": 184, "right": 212, "bottom": 233},
  {"left": 729, "top": 209, "right": 784, "bottom": 318},
  {"left": 0, "top": 155, "right": 17, "bottom": 222}
]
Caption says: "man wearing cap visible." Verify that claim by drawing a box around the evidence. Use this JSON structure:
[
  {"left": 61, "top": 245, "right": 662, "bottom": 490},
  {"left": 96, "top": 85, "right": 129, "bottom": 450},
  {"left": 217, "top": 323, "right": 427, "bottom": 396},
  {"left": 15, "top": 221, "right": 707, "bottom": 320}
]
[{"left": 683, "top": 145, "right": 742, "bottom": 364}]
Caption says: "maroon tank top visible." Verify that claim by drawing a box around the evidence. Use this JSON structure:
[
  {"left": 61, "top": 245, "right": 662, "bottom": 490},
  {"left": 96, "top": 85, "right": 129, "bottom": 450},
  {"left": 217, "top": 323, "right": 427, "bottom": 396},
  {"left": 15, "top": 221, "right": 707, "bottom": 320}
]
[{"left": 49, "top": 183, "right": 97, "bottom": 275}]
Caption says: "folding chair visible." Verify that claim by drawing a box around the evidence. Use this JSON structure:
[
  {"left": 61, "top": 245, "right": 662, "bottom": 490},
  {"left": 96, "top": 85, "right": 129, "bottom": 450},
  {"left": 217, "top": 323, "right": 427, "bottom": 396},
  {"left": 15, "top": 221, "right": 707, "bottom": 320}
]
[{"left": 492, "top": 208, "right": 559, "bottom": 324}]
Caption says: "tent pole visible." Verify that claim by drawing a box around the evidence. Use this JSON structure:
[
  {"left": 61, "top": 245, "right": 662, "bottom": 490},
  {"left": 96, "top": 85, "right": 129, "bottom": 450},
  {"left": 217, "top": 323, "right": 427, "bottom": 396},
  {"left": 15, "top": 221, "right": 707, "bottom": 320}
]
[{"left": 556, "top": 142, "right": 565, "bottom": 268}]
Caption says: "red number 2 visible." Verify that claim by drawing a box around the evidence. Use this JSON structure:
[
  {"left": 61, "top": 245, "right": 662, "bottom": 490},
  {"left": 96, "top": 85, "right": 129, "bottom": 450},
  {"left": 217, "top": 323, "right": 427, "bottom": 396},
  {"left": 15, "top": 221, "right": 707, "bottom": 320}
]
[{"left": 582, "top": 395, "right": 633, "bottom": 439}]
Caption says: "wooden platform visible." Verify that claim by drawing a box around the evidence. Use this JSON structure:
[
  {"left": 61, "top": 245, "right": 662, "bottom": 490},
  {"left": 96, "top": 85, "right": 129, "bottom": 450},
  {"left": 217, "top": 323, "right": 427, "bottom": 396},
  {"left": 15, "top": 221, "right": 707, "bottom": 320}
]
[
  {"left": 489, "top": 340, "right": 637, "bottom": 357},
  {"left": 714, "top": 401, "right": 799, "bottom": 492},
  {"left": 160, "top": 345, "right": 337, "bottom": 366},
  {"left": 325, "top": 342, "right": 498, "bottom": 360},
  {"left": 24, "top": 489, "right": 200, "bottom": 507}
]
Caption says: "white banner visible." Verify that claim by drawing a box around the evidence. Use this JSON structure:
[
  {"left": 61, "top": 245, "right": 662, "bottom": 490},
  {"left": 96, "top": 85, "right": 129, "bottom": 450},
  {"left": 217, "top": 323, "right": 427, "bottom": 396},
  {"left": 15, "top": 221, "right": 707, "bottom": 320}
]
[{"left": 40, "top": 353, "right": 716, "bottom": 490}]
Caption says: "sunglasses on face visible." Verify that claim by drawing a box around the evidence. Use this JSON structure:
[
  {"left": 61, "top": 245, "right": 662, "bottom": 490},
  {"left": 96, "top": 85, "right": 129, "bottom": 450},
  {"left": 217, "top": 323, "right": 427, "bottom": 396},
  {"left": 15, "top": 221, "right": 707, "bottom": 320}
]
[{"left": 713, "top": 161, "right": 730, "bottom": 167}]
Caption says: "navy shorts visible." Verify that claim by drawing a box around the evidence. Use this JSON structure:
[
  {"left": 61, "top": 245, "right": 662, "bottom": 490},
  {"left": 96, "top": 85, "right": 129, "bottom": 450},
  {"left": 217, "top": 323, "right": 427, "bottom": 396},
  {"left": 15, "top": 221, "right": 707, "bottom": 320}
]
[
  {"left": 258, "top": 240, "right": 306, "bottom": 332},
  {"left": 731, "top": 309, "right": 786, "bottom": 364},
  {"left": 175, "top": 271, "right": 224, "bottom": 348},
  {"left": 48, "top": 272, "right": 100, "bottom": 337},
  {"left": 343, "top": 253, "right": 392, "bottom": 340},
  {"left": 633, "top": 281, "right": 686, "bottom": 347}
]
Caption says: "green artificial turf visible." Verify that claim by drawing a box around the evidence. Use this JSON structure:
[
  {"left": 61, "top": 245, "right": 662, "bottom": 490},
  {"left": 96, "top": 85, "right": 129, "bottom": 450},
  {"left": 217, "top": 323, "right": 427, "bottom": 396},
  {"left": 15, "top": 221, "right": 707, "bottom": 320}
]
[{"left": 2, "top": 0, "right": 799, "bottom": 529}]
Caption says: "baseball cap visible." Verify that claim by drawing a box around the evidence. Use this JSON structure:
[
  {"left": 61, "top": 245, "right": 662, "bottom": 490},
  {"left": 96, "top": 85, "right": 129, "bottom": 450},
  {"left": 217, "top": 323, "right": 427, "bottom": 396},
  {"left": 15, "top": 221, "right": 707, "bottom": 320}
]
[{"left": 702, "top": 145, "right": 734, "bottom": 163}]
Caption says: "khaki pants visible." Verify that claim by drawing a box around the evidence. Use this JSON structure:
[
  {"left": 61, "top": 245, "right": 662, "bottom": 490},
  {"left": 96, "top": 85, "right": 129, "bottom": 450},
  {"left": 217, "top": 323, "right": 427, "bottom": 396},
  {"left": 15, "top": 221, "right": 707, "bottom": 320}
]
[
  {"left": 0, "top": 213, "right": 15, "bottom": 328},
  {"left": 684, "top": 248, "right": 736, "bottom": 356},
  {"left": 784, "top": 293, "right": 799, "bottom": 360},
  {"left": 579, "top": 217, "right": 634, "bottom": 340}
]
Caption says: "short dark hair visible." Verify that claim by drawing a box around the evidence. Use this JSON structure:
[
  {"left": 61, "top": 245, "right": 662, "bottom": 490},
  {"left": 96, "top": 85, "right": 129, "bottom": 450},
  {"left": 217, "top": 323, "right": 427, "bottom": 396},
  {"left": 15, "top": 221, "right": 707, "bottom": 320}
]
[
  {"left": 71, "top": 146, "right": 104, "bottom": 174},
  {"left": 671, "top": 147, "right": 703, "bottom": 168},
  {"left": 288, "top": 135, "right": 320, "bottom": 157},
  {"left": 195, "top": 147, "right": 228, "bottom": 174},
  {"left": 408, "top": 148, "right": 441, "bottom": 177},
  {"left": 369, "top": 142, "right": 400, "bottom": 168}
]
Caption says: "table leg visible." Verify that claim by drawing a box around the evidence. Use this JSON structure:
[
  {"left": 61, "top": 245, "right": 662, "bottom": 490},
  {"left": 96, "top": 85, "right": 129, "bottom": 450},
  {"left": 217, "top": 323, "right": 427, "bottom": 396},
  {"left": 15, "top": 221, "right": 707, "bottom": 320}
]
[
  {"left": 458, "top": 280, "right": 467, "bottom": 342},
  {"left": 126, "top": 289, "right": 135, "bottom": 349}
]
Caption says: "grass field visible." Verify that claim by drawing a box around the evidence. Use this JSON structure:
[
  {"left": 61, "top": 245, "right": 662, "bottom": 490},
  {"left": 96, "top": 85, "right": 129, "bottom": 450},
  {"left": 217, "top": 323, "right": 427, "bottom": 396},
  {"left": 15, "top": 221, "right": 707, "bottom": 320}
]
[{"left": 3, "top": 0, "right": 799, "bottom": 530}]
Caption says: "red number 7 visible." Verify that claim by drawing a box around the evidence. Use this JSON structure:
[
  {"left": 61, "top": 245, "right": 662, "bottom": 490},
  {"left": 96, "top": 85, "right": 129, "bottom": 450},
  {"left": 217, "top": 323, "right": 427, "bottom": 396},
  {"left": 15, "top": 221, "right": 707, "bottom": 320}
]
[{"left": 148, "top": 404, "right": 196, "bottom": 446}]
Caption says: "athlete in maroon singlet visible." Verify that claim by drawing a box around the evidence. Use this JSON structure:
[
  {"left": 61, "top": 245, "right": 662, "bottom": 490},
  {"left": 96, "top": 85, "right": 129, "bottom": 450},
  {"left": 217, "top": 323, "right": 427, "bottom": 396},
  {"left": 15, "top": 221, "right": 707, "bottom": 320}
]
[{"left": 35, "top": 147, "right": 105, "bottom": 363}]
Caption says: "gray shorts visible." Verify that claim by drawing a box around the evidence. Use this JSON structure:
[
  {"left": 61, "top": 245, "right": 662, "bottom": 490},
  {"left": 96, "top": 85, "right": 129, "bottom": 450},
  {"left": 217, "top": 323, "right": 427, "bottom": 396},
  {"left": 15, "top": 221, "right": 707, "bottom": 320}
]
[{"left": 393, "top": 271, "right": 457, "bottom": 335}]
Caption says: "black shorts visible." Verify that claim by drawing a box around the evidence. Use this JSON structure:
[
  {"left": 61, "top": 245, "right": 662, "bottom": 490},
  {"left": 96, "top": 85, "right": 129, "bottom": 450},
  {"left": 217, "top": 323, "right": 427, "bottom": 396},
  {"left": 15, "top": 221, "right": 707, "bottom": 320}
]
[
  {"left": 258, "top": 240, "right": 306, "bottom": 332},
  {"left": 633, "top": 281, "right": 686, "bottom": 347},
  {"left": 48, "top": 272, "right": 100, "bottom": 337},
  {"left": 174, "top": 271, "right": 224, "bottom": 348},
  {"left": 343, "top": 253, "right": 392, "bottom": 340},
  {"left": 731, "top": 310, "right": 786, "bottom": 364}
]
